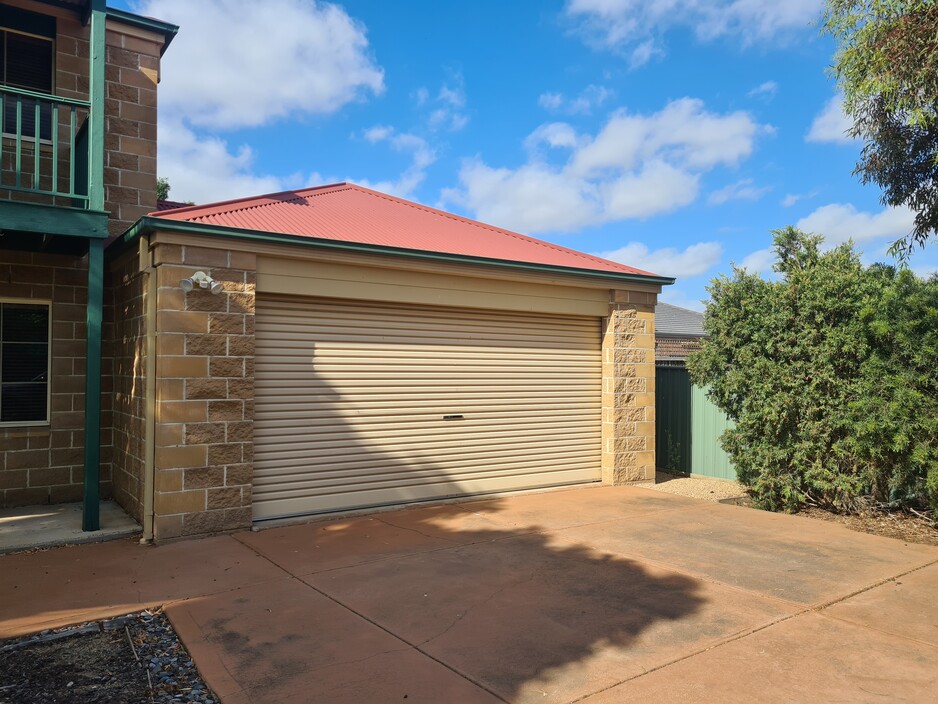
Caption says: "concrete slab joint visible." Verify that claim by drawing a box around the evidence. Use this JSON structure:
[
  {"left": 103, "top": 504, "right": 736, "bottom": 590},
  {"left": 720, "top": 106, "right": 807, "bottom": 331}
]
[
  {"left": 152, "top": 243, "right": 257, "bottom": 541},
  {"left": 602, "top": 291, "right": 657, "bottom": 485}
]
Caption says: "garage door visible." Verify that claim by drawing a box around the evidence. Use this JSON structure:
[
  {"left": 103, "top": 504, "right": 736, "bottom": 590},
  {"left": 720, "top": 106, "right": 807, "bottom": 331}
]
[{"left": 253, "top": 296, "right": 602, "bottom": 520}]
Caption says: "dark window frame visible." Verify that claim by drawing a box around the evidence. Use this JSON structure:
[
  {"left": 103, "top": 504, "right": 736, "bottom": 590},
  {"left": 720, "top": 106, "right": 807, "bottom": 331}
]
[
  {"left": 0, "top": 16, "right": 56, "bottom": 141},
  {"left": 0, "top": 299, "right": 52, "bottom": 427}
]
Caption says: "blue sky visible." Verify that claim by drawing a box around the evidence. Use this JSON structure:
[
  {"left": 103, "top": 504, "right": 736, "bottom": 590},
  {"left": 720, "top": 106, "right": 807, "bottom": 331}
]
[{"left": 114, "top": 0, "right": 938, "bottom": 309}]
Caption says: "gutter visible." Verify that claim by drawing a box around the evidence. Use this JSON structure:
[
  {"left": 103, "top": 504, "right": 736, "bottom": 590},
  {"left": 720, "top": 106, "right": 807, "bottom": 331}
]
[
  {"left": 105, "top": 7, "right": 179, "bottom": 54},
  {"left": 123, "top": 216, "right": 677, "bottom": 288}
]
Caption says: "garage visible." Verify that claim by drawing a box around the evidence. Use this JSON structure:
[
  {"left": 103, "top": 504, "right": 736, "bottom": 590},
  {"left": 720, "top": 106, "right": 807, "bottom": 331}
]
[
  {"left": 123, "top": 181, "right": 670, "bottom": 540},
  {"left": 252, "top": 295, "right": 603, "bottom": 520}
]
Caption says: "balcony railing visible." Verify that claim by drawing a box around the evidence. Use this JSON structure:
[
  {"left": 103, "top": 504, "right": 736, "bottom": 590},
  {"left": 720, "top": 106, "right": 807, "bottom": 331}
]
[{"left": 0, "top": 85, "right": 92, "bottom": 209}]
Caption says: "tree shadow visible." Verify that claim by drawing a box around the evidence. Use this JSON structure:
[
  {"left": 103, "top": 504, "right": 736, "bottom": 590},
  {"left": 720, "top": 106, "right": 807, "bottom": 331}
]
[{"left": 239, "top": 311, "right": 709, "bottom": 702}]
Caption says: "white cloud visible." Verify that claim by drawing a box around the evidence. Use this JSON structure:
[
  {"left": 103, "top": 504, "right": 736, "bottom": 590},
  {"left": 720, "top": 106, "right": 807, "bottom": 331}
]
[
  {"left": 524, "top": 122, "right": 581, "bottom": 151},
  {"left": 157, "top": 119, "right": 299, "bottom": 203},
  {"left": 738, "top": 247, "right": 775, "bottom": 274},
  {"left": 538, "top": 85, "right": 613, "bottom": 115},
  {"left": 571, "top": 98, "right": 765, "bottom": 174},
  {"left": 443, "top": 98, "right": 768, "bottom": 234},
  {"left": 806, "top": 95, "right": 856, "bottom": 144},
  {"left": 629, "top": 39, "right": 660, "bottom": 68},
  {"left": 597, "top": 241, "right": 723, "bottom": 279},
  {"left": 538, "top": 93, "right": 564, "bottom": 111},
  {"left": 425, "top": 75, "right": 470, "bottom": 132},
  {"left": 708, "top": 178, "right": 771, "bottom": 205},
  {"left": 363, "top": 125, "right": 393, "bottom": 142},
  {"left": 139, "top": 0, "right": 385, "bottom": 204},
  {"left": 748, "top": 81, "right": 778, "bottom": 99},
  {"left": 565, "top": 0, "right": 823, "bottom": 59},
  {"left": 139, "top": 0, "right": 384, "bottom": 130},
  {"left": 659, "top": 288, "right": 707, "bottom": 312},
  {"left": 781, "top": 191, "right": 816, "bottom": 207},
  {"left": 443, "top": 161, "right": 602, "bottom": 234},
  {"left": 797, "top": 203, "right": 915, "bottom": 246},
  {"left": 355, "top": 126, "right": 437, "bottom": 198}
]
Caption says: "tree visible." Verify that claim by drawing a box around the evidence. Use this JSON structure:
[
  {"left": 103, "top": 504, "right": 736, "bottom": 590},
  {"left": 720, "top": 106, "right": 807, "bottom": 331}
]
[
  {"left": 156, "top": 176, "right": 170, "bottom": 202},
  {"left": 688, "top": 227, "right": 938, "bottom": 513},
  {"left": 823, "top": 1, "right": 938, "bottom": 256}
]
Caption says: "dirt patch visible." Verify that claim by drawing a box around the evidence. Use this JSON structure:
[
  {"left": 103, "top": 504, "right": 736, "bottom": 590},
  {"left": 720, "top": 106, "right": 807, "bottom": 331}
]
[
  {"left": 637, "top": 471, "right": 747, "bottom": 503},
  {"left": 0, "top": 611, "right": 216, "bottom": 703},
  {"left": 798, "top": 507, "right": 938, "bottom": 547}
]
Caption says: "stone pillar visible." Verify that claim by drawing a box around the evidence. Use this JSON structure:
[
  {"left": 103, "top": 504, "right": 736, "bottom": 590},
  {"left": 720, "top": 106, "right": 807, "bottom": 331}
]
[
  {"left": 601, "top": 290, "right": 657, "bottom": 484},
  {"left": 151, "top": 243, "right": 256, "bottom": 540}
]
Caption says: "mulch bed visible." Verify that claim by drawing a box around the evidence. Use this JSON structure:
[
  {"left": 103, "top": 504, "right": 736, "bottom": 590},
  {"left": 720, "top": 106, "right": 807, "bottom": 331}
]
[
  {"left": 0, "top": 610, "right": 216, "bottom": 703},
  {"left": 798, "top": 506, "right": 938, "bottom": 547}
]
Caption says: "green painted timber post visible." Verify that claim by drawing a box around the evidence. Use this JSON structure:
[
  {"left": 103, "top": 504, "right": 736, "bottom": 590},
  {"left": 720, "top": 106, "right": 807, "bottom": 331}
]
[
  {"left": 82, "top": 238, "right": 104, "bottom": 531},
  {"left": 88, "top": 0, "right": 105, "bottom": 212},
  {"left": 82, "top": 0, "right": 107, "bottom": 532}
]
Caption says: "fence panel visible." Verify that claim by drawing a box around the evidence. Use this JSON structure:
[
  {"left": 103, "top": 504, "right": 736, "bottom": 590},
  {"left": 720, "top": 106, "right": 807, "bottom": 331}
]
[{"left": 656, "top": 365, "right": 736, "bottom": 480}]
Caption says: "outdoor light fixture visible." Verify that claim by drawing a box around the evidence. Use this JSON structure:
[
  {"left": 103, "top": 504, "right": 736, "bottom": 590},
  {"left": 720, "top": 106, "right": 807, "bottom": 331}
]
[{"left": 179, "top": 271, "right": 224, "bottom": 295}]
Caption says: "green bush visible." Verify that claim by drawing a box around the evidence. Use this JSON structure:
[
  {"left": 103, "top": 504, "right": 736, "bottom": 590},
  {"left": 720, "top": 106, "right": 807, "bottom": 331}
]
[{"left": 688, "top": 227, "right": 938, "bottom": 513}]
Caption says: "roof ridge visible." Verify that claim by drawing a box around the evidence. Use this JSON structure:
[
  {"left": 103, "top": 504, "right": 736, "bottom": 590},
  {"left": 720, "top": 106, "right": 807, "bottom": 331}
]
[{"left": 151, "top": 182, "right": 351, "bottom": 219}]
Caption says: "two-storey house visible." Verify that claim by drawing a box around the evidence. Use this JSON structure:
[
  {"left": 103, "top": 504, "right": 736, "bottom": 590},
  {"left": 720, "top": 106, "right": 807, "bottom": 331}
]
[{"left": 0, "top": 0, "right": 175, "bottom": 530}]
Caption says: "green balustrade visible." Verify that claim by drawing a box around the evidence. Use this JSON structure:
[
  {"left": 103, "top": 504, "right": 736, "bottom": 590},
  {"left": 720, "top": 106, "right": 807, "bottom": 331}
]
[{"left": 0, "top": 85, "right": 92, "bottom": 207}]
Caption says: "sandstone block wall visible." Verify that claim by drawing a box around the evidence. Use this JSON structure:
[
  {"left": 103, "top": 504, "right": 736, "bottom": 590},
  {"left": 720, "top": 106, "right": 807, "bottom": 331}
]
[
  {"left": 150, "top": 244, "right": 256, "bottom": 540},
  {"left": 601, "top": 290, "right": 657, "bottom": 484},
  {"left": 0, "top": 250, "right": 113, "bottom": 506}
]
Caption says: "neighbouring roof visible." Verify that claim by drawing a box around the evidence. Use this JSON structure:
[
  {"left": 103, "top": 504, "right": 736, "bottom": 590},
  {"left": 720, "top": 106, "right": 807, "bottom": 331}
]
[
  {"left": 146, "top": 183, "right": 673, "bottom": 283},
  {"left": 655, "top": 302, "right": 706, "bottom": 337},
  {"left": 156, "top": 200, "right": 191, "bottom": 211}
]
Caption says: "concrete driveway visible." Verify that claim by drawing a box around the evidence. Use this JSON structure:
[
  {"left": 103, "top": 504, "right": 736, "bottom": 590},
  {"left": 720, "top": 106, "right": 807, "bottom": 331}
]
[{"left": 2, "top": 486, "right": 937, "bottom": 703}]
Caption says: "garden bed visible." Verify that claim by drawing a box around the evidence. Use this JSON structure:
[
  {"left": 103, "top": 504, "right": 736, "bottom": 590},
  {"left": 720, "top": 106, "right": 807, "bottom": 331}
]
[
  {"left": 642, "top": 471, "right": 938, "bottom": 547},
  {"left": 0, "top": 610, "right": 216, "bottom": 703}
]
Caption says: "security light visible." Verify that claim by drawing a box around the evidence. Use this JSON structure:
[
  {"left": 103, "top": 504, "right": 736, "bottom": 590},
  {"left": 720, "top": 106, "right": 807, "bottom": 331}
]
[{"left": 179, "top": 271, "right": 223, "bottom": 295}]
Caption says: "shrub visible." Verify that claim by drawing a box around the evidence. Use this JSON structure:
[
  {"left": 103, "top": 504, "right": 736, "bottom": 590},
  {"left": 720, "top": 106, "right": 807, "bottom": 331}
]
[{"left": 688, "top": 227, "right": 938, "bottom": 512}]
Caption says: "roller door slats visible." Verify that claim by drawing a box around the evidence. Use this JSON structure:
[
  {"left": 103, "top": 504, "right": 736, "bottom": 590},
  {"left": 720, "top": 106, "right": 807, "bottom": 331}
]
[
  {"left": 254, "top": 435, "right": 601, "bottom": 468},
  {"left": 254, "top": 420, "right": 600, "bottom": 446},
  {"left": 253, "top": 452, "right": 602, "bottom": 483},
  {"left": 254, "top": 460, "right": 601, "bottom": 500},
  {"left": 253, "top": 295, "right": 602, "bottom": 520}
]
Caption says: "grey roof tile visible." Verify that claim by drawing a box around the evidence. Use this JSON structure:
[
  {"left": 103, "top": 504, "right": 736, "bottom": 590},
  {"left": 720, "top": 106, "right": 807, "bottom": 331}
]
[{"left": 655, "top": 302, "right": 706, "bottom": 337}]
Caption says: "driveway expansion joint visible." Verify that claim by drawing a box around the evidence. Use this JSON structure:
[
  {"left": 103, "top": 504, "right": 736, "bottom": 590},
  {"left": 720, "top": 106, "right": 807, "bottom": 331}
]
[{"left": 809, "top": 556, "right": 938, "bottom": 612}]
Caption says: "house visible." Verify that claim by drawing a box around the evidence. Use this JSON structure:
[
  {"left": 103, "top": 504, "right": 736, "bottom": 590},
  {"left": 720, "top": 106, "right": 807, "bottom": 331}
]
[
  {"left": 0, "top": 0, "right": 176, "bottom": 529},
  {"left": 653, "top": 302, "right": 736, "bottom": 480},
  {"left": 1, "top": 0, "right": 674, "bottom": 543},
  {"left": 654, "top": 302, "right": 706, "bottom": 365}
]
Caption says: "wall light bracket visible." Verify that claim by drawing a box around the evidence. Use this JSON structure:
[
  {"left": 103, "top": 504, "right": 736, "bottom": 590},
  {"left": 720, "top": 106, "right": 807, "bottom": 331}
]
[{"left": 179, "top": 271, "right": 223, "bottom": 295}]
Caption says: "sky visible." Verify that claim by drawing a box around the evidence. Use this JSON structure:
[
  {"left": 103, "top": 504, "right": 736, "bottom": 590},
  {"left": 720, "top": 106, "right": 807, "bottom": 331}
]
[{"left": 112, "top": 0, "right": 938, "bottom": 310}]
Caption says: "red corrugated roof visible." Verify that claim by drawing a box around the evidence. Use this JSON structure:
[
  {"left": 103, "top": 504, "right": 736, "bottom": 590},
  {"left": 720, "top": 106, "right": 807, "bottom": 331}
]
[{"left": 151, "top": 182, "right": 661, "bottom": 278}]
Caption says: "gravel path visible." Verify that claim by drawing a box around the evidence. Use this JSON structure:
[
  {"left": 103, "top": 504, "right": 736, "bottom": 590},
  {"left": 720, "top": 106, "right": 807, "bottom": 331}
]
[{"left": 637, "top": 471, "right": 748, "bottom": 502}]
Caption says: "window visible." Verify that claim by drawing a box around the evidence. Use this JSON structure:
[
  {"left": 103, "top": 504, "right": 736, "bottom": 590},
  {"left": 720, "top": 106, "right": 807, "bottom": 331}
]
[
  {"left": 0, "top": 6, "right": 55, "bottom": 140},
  {"left": 0, "top": 301, "right": 50, "bottom": 425}
]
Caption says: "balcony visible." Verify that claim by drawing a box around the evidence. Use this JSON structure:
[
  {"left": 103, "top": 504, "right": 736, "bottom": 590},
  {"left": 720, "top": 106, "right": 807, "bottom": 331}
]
[{"left": 0, "top": 85, "right": 91, "bottom": 209}]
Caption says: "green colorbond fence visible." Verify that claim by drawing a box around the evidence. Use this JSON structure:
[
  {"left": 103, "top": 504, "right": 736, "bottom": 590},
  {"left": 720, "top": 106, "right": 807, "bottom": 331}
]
[{"left": 656, "top": 365, "right": 736, "bottom": 480}]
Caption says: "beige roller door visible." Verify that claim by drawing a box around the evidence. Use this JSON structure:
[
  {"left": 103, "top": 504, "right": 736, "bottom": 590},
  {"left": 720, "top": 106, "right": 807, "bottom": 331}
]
[{"left": 253, "top": 296, "right": 602, "bottom": 520}]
